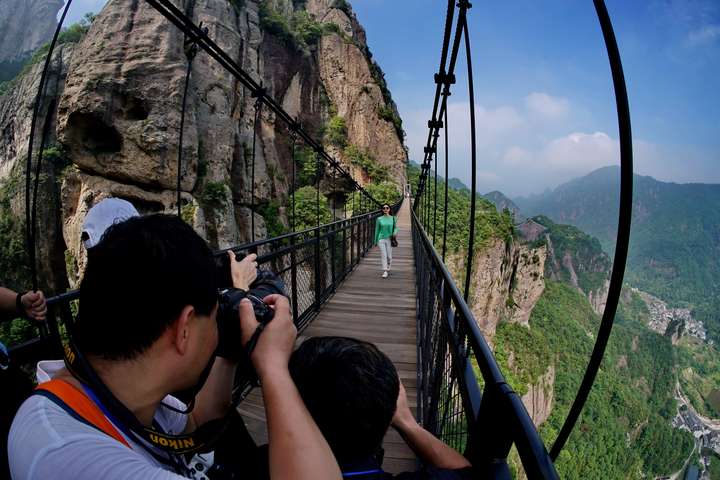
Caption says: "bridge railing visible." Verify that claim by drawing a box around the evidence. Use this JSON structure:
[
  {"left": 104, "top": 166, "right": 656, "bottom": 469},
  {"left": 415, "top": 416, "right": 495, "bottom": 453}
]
[
  {"left": 411, "top": 207, "right": 559, "bottom": 478},
  {"left": 8, "top": 206, "right": 388, "bottom": 378}
]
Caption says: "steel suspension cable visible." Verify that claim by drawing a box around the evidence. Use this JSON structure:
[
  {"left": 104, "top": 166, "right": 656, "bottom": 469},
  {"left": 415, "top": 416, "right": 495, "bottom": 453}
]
[
  {"left": 290, "top": 133, "right": 297, "bottom": 232},
  {"left": 550, "top": 0, "right": 633, "bottom": 459},
  {"left": 442, "top": 104, "right": 449, "bottom": 261},
  {"left": 433, "top": 138, "right": 438, "bottom": 242},
  {"left": 144, "top": 0, "right": 380, "bottom": 208},
  {"left": 250, "top": 96, "right": 263, "bottom": 241},
  {"left": 460, "top": 10, "right": 477, "bottom": 303},
  {"left": 25, "top": 0, "right": 73, "bottom": 291},
  {"left": 176, "top": 23, "right": 203, "bottom": 217}
]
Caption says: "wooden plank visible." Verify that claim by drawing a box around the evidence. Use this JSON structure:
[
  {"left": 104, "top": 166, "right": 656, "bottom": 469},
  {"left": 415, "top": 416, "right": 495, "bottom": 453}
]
[{"left": 238, "top": 200, "right": 418, "bottom": 474}]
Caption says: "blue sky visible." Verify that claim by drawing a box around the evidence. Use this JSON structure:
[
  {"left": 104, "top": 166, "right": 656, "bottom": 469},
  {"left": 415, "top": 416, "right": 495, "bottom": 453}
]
[{"left": 64, "top": 0, "right": 719, "bottom": 195}]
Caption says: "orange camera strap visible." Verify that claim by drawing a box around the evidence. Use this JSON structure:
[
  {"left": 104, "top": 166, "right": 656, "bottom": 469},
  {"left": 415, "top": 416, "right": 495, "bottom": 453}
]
[{"left": 34, "top": 379, "right": 132, "bottom": 449}]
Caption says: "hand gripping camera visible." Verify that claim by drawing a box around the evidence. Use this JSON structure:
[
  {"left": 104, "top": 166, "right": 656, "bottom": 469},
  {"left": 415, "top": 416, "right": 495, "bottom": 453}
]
[{"left": 215, "top": 266, "right": 288, "bottom": 384}]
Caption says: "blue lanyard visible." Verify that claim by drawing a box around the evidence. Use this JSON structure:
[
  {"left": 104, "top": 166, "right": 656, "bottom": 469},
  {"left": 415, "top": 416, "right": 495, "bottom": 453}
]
[
  {"left": 80, "top": 383, "right": 188, "bottom": 474},
  {"left": 80, "top": 383, "right": 133, "bottom": 439},
  {"left": 343, "top": 469, "right": 384, "bottom": 477}
]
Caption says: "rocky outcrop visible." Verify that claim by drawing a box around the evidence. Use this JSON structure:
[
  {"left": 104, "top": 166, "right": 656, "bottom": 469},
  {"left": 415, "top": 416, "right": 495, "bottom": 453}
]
[
  {"left": 0, "top": 0, "right": 63, "bottom": 63},
  {"left": 0, "top": 43, "right": 76, "bottom": 292},
  {"left": 517, "top": 216, "right": 611, "bottom": 315},
  {"left": 0, "top": 0, "right": 407, "bottom": 290},
  {"left": 306, "top": 0, "right": 406, "bottom": 184},
  {"left": 522, "top": 365, "right": 554, "bottom": 427},
  {"left": 454, "top": 238, "right": 546, "bottom": 339}
]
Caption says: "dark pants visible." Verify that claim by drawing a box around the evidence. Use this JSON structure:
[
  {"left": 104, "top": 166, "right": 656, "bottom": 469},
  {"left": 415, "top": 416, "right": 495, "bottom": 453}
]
[
  {"left": 1, "top": 366, "right": 34, "bottom": 480},
  {"left": 208, "top": 410, "right": 269, "bottom": 480}
]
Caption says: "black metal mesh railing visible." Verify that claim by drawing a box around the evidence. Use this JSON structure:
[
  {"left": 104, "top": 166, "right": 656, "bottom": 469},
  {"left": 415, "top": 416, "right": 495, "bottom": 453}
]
[{"left": 9, "top": 207, "right": 383, "bottom": 364}]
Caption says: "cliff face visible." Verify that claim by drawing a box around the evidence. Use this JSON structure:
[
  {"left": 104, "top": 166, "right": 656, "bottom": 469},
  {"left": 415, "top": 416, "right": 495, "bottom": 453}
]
[
  {"left": 453, "top": 238, "right": 546, "bottom": 340},
  {"left": 0, "top": 0, "right": 407, "bottom": 290},
  {"left": 518, "top": 216, "right": 611, "bottom": 315},
  {"left": 0, "top": 0, "right": 63, "bottom": 63}
]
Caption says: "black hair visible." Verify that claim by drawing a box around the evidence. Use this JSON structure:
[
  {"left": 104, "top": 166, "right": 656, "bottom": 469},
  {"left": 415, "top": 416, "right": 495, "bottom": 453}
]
[
  {"left": 75, "top": 214, "right": 218, "bottom": 360},
  {"left": 289, "top": 336, "right": 400, "bottom": 464}
]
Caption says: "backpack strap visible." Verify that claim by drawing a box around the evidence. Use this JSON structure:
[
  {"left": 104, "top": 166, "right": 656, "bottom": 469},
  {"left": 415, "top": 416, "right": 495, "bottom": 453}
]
[{"left": 34, "top": 379, "right": 132, "bottom": 449}]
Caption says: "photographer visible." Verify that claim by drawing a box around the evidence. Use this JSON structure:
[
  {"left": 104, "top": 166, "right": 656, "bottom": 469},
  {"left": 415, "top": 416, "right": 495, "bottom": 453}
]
[
  {"left": 8, "top": 215, "right": 341, "bottom": 480},
  {"left": 1, "top": 286, "right": 48, "bottom": 479}
]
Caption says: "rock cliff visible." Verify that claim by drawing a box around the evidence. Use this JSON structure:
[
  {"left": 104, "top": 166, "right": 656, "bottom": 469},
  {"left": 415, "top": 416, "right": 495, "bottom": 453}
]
[
  {"left": 0, "top": 0, "right": 63, "bottom": 63},
  {"left": 452, "top": 238, "right": 546, "bottom": 340},
  {"left": 0, "top": 0, "right": 407, "bottom": 290}
]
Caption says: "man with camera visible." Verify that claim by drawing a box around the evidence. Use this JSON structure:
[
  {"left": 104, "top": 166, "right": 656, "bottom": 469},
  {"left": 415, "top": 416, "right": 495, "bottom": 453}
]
[{"left": 8, "top": 214, "right": 341, "bottom": 479}]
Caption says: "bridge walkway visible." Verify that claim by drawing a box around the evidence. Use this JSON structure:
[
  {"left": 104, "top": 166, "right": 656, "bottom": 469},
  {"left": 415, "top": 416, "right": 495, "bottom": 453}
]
[{"left": 238, "top": 200, "right": 418, "bottom": 474}]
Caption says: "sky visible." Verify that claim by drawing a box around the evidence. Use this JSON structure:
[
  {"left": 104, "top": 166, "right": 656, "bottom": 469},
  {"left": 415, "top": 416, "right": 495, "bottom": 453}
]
[{"left": 63, "top": 0, "right": 719, "bottom": 196}]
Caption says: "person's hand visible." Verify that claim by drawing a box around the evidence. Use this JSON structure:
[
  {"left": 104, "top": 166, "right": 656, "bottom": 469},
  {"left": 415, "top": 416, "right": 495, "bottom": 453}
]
[
  {"left": 238, "top": 294, "right": 296, "bottom": 380},
  {"left": 21, "top": 290, "right": 47, "bottom": 322},
  {"left": 391, "top": 382, "right": 417, "bottom": 432},
  {"left": 229, "top": 251, "right": 257, "bottom": 291}
]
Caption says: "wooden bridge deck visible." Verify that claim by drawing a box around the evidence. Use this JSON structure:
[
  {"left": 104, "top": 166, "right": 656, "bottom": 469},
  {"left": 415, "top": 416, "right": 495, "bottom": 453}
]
[{"left": 237, "top": 200, "right": 418, "bottom": 474}]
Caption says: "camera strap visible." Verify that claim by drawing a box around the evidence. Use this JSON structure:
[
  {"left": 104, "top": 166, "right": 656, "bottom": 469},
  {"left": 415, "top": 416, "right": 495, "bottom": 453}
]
[{"left": 61, "top": 341, "right": 230, "bottom": 455}]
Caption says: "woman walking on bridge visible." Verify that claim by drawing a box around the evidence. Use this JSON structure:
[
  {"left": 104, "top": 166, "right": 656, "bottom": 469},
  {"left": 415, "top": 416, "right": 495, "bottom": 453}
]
[{"left": 375, "top": 204, "right": 398, "bottom": 278}]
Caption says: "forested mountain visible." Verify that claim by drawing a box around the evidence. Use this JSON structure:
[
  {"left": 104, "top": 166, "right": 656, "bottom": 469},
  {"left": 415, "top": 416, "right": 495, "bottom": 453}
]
[
  {"left": 407, "top": 162, "right": 712, "bottom": 478},
  {"left": 514, "top": 166, "right": 720, "bottom": 344}
]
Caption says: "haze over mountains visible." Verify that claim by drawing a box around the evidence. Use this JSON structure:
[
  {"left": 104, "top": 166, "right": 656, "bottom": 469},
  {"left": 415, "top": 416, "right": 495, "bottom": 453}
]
[{"left": 508, "top": 165, "right": 720, "bottom": 343}]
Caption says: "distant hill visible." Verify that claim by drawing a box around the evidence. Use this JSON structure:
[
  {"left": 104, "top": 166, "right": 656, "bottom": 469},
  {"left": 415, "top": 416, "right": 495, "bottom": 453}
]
[
  {"left": 514, "top": 166, "right": 720, "bottom": 341},
  {"left": 483, "top": 190, "right": 524, "bottom": 221}
]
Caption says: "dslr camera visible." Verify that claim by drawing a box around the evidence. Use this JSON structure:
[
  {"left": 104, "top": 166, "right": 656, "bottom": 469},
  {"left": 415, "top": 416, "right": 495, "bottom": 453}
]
[{"left": 214, "top": 254, "right": 288, "bottom": 369}]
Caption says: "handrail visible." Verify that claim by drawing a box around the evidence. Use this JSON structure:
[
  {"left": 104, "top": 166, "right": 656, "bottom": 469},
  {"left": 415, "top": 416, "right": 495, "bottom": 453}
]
[
  {"left": 411, "top": 206, "right": 559, "bottom": 478},
  {"left": 8, "top": 202, "right": 400, "bottom": 364}
]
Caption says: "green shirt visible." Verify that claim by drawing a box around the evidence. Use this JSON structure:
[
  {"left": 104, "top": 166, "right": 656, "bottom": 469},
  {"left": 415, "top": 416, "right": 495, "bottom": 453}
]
[{"left": 374, "top": 215, "right": 398, "bottom": 244}]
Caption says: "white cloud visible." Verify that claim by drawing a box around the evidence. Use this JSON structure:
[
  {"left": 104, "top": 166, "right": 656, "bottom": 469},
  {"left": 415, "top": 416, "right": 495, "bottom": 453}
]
[
  {"left": 540, "top": 132, "right": 619, "bottom": 170},
  {"left": 502, "top": 146, "right": 532, "bottom": 166},
  {"left": 687, "top": 24, "right": 720, "bottom": 46},
  {"left": 525, "top": 92, "right": 569, "bottom": 119}
]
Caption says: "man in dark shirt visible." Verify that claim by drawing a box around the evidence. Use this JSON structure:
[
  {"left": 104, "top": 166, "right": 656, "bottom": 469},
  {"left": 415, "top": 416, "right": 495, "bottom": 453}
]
[{"left": 289, "top": 336, "right": 474, "bottom": 479}]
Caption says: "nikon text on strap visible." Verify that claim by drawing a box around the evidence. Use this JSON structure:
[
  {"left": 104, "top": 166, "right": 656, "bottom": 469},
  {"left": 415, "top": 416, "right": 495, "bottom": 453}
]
[{"left": 62, "top": 341, "right": 229, "bottom": 455}]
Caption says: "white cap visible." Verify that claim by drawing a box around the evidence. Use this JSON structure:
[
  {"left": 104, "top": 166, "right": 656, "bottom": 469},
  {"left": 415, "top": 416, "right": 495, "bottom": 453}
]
[{"left": 82, "top": 198, "right": 139, "bottom": 249}]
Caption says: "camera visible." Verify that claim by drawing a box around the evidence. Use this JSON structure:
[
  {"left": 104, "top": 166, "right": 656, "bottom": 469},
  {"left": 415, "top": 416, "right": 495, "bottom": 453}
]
[{"left": 215, "top": 266, "right": 288, "bottom": 364}]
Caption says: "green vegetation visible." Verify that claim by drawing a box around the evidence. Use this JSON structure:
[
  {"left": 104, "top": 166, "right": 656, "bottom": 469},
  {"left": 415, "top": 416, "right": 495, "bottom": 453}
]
[
  {"left": 330, "top": 0, "right": 352, "bottom": 15},
  {"left": 324, "top": 115, "right": 347, "bottom": 148},
  {"left": 344, "top": 145, "right": 388, "bottom": 182},
  {"left": 408, "top": 163, "right": 513, "bottom": 253},
  {"left": 368, "top": 59, "right": 405, "bottom": 141},
  {"left": 257, "top": 200, "right": 285, "bottom": 238},
  {"left": 709, "top": 455, "right": 720, "bottom": 480},
  {"left": 515, "top": 166, "right": 720, "bottom": 345},
  {"left": 258, "top": 1, "right": 346, "bottom": 51},
  {"left": 494, "top": 281, "right": 694, "bottom": 478},
  {"left": 199, "top": 181, "right": 229, "bottom": 213},
  {"left": 364, "top": 181, "right": 400, "bottom": 206},
  {"left": 0, "top": 172, "right": 37, "bottom": 348},
  {"left": 531, "top": 215, "right": 611, "bottom": 295},
  {"left": 377, "top": 105, "right": 403, "bottom": 141},
  {"left": 677, "top": 338, "right": 720, "bottom": 418},
  {"left": 294, "top": 146, "right": 323, "bottom": 187},
  {"left": 291, "top": 186, "right": 332, "bottom": 231}
]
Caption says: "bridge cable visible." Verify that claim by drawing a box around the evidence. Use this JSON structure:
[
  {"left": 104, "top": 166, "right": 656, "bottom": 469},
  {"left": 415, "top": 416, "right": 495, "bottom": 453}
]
[
  {"left": 145, "top": 0, "right": 381, "bottom": 208},
  {"left": 24, "top": 0, "right": 73, "bottom": 292},
  {"left": 176, "top": 20, "right": 204, "bottom": 218},
  {"left": 249, "top": 92, "right": 264, "bottom": 241},
  {"left": 549, "top": 0, "right": 634, "bottom": 459},
  {"left": 459, "top": 8, "right": 477, "bottom": 303},
  {"left": 441, "top": 102, "right": 449, "bottom": 261},
  {"left": 290, "top": 131, "right": 297, "bottom": 232}
]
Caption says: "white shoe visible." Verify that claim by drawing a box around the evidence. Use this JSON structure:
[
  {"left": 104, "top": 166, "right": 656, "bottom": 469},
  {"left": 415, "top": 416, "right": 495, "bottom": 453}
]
[{"left": 382, "top": 271, "right": 388, "bottom": 278}]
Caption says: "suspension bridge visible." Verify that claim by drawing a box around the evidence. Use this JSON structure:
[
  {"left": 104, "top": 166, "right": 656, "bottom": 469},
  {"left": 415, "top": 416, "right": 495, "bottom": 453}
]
[{"left": 10, "top": 0, "right": 634, "bottom": 478}]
